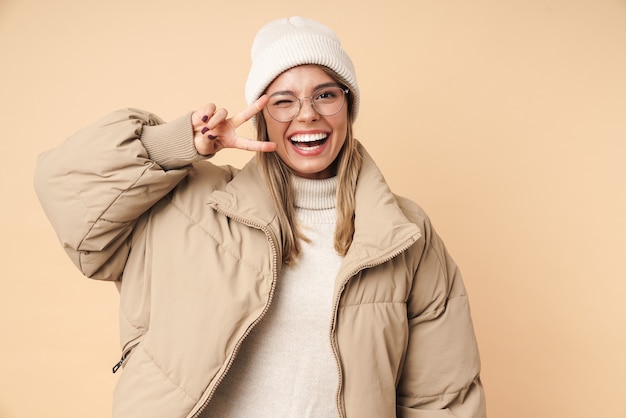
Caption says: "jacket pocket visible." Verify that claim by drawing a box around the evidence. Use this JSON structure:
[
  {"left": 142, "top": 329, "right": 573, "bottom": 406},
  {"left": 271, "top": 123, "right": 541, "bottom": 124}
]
[{"left": 112, "top": 335, "right": 144, "bottom": 373}]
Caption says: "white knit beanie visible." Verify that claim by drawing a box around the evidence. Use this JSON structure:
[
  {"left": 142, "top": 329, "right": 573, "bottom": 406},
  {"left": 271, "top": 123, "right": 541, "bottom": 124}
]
[{"left": 245, "top": 16, "right": 360, "bottom": 120}]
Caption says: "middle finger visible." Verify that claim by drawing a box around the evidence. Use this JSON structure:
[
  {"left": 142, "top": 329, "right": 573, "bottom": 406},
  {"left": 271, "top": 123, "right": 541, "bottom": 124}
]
[{"left": 207, "top": 108, "right": 229, "bottom": 129}]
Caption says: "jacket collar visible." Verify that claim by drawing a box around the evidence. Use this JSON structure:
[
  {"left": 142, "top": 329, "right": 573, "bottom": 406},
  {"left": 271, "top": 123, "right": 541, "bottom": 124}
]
[
  {"left": 206, "top": 157, "right": 277, "bottom": 228},
  {"left": 341, "top": 145, "right": 421, "bottom": 274},
  {"left": 207, "top": 144, "right": 421, "bottom": 269}
]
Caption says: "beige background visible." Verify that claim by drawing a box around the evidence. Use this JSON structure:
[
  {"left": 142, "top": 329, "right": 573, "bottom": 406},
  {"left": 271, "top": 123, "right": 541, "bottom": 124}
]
[{"left": 1, "top": 0, "right": 625, "bottom": 417}]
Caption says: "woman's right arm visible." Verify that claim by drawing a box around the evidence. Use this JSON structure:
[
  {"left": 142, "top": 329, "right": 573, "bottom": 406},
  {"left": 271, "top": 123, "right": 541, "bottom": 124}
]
[
  {"left": 34, "top": 99, "right": 274, "bottom": 282},
  {"left": 34, "top": 108, "right": 200, "bottom": 281}
]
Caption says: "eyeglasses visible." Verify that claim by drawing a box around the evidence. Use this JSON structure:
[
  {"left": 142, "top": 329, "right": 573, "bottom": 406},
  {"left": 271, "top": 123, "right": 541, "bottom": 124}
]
[{"left": 266, "top": 85, "right": 349, "bottom": 122}]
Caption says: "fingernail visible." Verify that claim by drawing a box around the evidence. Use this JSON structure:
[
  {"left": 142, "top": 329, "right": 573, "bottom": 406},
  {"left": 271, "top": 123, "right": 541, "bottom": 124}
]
[
  {"left": 201, "top": 127, "right": 209, "bottom": 134},
  {"left": 202, "top": 115, "right": 208, "bottom": 123},
  {"left": 208, "top": 135, "right": 217, "bottom": 140}
]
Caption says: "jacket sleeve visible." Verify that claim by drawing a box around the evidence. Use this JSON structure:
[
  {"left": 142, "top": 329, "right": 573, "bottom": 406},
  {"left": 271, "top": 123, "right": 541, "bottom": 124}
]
[
  {"left": 397, "top": 214, "right": 487, "bottom": 418},
  {"left": 34, "top": 108, "right": 201, "bottom": 281}
]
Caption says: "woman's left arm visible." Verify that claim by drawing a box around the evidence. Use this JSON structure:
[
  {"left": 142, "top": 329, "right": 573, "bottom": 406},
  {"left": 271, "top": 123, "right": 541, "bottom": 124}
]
[{"left": 397, "top": 215, "right": 487, "bottom": 418}]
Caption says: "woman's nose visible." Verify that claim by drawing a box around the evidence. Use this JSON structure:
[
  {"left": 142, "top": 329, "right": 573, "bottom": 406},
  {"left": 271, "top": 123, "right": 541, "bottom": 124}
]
[{"left": 295, "top": 97, "right": 319, "bottom": 121}]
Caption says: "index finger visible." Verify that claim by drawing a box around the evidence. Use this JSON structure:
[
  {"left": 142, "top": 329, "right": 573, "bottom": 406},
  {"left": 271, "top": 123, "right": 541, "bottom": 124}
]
[
  {"left": 233, "top": 137, "right": 277, "bottom": 153},
  {"left": 229, "top": 95, "right": 269, "bottom": 128}
]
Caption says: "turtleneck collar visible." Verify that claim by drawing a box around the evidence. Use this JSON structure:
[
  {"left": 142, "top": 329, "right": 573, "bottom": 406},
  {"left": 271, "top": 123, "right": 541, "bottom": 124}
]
[
  {"left": 291, "top": 176, "right": 338, "bottom": 225},
  {"left": 291, "top": 176, "right": 338, "bottom": 210}
]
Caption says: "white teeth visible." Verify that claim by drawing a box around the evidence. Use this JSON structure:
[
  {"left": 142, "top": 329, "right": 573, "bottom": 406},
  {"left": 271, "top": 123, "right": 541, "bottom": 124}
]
[{"left": 290, "top": 133, "right": 327, "bottom": 143}]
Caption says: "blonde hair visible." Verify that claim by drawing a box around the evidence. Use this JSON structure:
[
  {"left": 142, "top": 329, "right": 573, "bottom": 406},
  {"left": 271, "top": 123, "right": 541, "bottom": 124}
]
[{"left": 256, "top": 67, "right": 362, "bottom": 265}]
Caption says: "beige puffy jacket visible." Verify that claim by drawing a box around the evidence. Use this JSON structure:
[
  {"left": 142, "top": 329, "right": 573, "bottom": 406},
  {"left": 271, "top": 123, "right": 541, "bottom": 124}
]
[{"left": 34, "top": 109, "right": 486, "bottom": 418}]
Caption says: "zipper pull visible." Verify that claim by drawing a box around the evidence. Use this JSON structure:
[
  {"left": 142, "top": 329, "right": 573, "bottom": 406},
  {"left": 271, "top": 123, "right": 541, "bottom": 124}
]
[
  {"left": 112, "top": 358, "right": 124, "bottom": 374},
  {"left": 111, "top": 341, "right": 141, "bottom": 374}
]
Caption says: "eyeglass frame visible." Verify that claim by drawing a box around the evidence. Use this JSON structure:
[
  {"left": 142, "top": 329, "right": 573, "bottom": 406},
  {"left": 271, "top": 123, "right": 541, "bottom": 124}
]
[{"left": 264, "top": 84, "right": 350, "bottom": 123}]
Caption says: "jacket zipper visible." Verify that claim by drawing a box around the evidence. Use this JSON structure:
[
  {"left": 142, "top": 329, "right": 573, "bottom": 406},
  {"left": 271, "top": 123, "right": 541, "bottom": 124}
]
[
  {"left": 329, "top": 234, "right": 419, "bottom": 418},
  {"left": 190, "top": 208, "right": 279, "bottom": 418},
  {"left": 112, "top": 336, "right": 144, "bottom": 374},
  {"left": 191, "top": 203, "right": 418, "bottom": 417}
]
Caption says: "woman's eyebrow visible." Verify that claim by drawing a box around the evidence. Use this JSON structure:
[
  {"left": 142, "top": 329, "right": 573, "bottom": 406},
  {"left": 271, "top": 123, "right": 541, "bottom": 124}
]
[
  {"left": 315, "top": 82, "right": 341, "bottom": 90},
  {"left": 268, "top": 82, "right": 341, "bottom": 97}
]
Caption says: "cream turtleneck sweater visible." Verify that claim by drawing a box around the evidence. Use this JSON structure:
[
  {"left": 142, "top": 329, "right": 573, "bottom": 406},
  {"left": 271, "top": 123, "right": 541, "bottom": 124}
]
[{"left": 204, "top": 176, "right": 343, "bottom": 418}]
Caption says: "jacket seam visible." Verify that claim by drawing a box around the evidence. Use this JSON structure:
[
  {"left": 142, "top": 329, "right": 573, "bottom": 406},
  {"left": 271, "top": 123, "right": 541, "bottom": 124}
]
[
  {"left": 402, "top": 380, "right": 473, "bottom": 402},
  {"left": 411, "top": 294, "right": 467, "bottom": 321},
  {"left": 164, "top": 196, "right": 265, "bottom": 276},
  {"left": 138, "top": 344, "right": 199, "bottom": 403},
  {"left": 119, "top": 305, "right": 148, "bottom": 337},
  {"left": 428, "top": 240, "right": 467, "bottom": 296},
  {"left": 405, "top": 238, "right": 467, "bottom": 322},
  {"left": 76, "top": 163, "right": 152, "bottom": 253},
  {"left": 340, "top": 301, "right": 404, "bottom": 308}
]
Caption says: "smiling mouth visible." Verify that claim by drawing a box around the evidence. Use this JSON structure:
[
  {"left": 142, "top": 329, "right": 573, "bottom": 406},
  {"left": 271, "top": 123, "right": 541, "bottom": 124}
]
[{"left": 289, "top": 133, "right": 329, "bottom": 149}]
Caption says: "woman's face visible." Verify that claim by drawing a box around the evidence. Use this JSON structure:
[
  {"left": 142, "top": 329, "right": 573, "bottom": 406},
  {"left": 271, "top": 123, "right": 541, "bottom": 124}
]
[{"left": 263, "top": 65, "right": 349, "bottom": 179}]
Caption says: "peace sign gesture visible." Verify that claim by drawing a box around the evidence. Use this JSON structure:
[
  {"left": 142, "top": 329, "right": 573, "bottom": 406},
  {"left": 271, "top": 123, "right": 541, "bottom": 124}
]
[{"left": 192, "top": 95, "right": 277, "bottom": 156}]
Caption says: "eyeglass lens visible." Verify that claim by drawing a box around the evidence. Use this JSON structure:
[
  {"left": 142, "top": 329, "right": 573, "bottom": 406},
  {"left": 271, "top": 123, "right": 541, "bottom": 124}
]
[{"left": 267, "top": 86, "right": 348, "bottom": 122}]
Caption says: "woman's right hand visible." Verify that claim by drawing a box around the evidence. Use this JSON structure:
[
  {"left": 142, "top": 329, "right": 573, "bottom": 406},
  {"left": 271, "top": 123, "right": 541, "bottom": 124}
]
[{"left": 191, "top": 95, "right": 277, "bottom": 155}]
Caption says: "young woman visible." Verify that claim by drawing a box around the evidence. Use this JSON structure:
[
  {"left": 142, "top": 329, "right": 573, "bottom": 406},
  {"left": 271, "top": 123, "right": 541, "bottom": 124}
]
[{"left": 35, "top": 16, "right": 486, "bottom": 418}]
